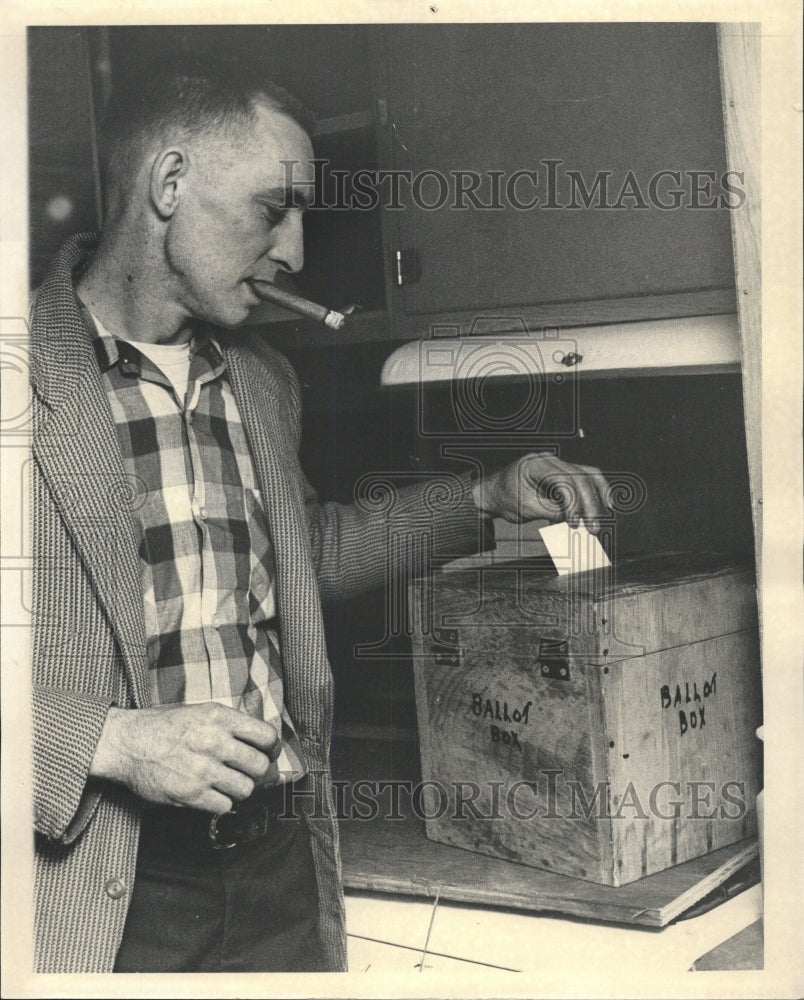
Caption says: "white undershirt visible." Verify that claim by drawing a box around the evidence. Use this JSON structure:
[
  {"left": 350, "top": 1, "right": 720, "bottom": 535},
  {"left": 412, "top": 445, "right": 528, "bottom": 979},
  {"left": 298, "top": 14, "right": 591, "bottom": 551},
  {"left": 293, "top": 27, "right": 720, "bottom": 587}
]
[
  {"left": 90, "top": 311, "right": 193, "bottom": 401},
  {"left": 127, "top": 338, "right": 192, "bottom": 402}
]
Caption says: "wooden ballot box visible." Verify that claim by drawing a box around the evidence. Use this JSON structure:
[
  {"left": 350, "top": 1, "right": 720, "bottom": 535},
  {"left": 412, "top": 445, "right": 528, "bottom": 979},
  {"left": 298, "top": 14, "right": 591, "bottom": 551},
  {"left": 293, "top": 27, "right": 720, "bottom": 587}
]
[{"left": 409, "top": 554, "right": 762, "bottom": 886}]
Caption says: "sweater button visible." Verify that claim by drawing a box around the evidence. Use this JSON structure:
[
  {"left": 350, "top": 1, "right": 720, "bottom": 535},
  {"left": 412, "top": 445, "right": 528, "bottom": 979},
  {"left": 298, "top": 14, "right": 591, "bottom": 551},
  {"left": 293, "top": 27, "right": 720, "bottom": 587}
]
[{"left": 104, "top": 877, "right": 127, "bottom": 900}]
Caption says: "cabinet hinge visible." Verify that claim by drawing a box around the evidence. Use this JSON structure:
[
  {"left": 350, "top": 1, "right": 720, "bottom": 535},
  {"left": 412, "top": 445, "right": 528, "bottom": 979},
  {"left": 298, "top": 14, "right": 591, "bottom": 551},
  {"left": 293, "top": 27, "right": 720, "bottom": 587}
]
[{"left": 394, "top": 248, "right": 421, "bottom": 287}]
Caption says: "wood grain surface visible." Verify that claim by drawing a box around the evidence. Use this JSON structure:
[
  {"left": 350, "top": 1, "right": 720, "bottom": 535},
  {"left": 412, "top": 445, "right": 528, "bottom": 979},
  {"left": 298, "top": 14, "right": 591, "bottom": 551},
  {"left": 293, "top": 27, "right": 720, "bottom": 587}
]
[
  {"left": 717, "top": 24, "right": 762, "bottom": 597},
  {"left": 336, "top": 736, "right": 759, "bottom": 927},
  {"left": 409, "top": 556, "right": 762, "bottom": 885}
]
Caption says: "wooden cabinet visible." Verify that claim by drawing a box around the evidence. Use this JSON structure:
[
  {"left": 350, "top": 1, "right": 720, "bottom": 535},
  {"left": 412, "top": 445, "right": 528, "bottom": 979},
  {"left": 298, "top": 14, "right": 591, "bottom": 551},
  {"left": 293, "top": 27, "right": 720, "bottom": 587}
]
[{"left": 376, "top": 23, "right": 736, "bottom": 334}]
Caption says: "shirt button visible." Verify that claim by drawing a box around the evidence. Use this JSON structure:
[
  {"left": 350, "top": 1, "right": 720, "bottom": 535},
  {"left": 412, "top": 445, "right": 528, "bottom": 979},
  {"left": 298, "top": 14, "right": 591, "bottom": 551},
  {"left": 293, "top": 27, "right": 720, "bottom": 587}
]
[
  {"left": 104, "top": 877, "right": 127, "bottom": 900},
  {"left": 199, "top": 506, "right": 208, "bottom": 520}
]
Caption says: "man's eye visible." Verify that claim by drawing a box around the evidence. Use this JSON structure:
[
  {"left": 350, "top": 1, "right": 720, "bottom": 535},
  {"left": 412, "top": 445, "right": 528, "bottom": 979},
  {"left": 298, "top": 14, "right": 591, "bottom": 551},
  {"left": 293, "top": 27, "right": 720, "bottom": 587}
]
[{"left": 261, "top": 204, "right": 287, "bottom": 226}]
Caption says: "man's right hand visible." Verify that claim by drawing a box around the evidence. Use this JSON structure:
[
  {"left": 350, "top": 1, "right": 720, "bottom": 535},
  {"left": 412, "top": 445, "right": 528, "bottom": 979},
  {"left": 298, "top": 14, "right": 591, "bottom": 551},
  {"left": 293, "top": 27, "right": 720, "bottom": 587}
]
[{"left": 89, "top": 703, "right": 279, "bottom": 814}]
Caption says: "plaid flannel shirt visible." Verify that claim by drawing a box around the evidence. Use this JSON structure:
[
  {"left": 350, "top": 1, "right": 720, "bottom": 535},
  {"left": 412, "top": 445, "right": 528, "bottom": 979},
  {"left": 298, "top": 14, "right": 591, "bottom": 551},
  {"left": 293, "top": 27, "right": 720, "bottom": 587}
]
[{"left": 87, "top": 310, "right": 306, "bottom": 783}]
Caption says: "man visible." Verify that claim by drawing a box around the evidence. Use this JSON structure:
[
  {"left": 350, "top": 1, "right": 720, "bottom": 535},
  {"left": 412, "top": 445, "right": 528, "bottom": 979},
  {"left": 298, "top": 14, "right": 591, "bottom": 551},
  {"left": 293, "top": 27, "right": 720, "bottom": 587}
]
[{"left": 30, "top": 53, "right": 610, "bottom": 973}]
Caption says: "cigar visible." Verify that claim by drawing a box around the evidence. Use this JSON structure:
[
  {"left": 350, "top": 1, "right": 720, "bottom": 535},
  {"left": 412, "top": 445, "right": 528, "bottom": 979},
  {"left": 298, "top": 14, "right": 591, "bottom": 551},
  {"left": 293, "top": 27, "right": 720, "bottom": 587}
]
[{"left": 248, "top": 280, "right": 347, "bottom": 331}]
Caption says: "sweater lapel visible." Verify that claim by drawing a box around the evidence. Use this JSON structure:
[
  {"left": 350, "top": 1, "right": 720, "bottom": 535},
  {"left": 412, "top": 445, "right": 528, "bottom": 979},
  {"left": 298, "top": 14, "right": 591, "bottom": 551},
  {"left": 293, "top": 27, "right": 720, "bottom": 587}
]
[
  {"left": 31, "top": 236, "right": 150, "bottom": 707},
  {"left": 223, "top": 340, "right": 332, "bottom": 748}
]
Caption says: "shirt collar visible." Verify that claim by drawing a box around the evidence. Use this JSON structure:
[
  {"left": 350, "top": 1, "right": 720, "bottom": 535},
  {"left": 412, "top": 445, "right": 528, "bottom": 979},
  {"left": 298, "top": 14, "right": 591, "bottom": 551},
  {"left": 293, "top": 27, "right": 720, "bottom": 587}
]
[{"left": 78, "top": 299, "right": 225, "bottom": 375}]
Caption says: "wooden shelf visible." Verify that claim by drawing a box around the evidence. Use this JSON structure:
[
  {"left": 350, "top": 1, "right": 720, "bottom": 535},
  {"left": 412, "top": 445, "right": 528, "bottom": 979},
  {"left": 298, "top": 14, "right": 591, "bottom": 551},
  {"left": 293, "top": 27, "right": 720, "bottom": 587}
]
[
  {"left": 340, "top": 813, "right": 758, "bottom": 928},
  {"left": 259, "top": 289, "right": 737, "bottom": 351}
]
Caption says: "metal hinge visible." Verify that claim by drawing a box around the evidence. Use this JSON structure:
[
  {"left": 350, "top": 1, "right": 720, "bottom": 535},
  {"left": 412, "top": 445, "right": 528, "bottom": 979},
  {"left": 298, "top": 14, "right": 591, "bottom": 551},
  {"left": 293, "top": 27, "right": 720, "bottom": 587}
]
[
  {"left": 538, "top": 640, "right": 570, "bottom": 681},
  {"left": 394, "top": 248, "right": 421, "bottom": 287},
  {"left": 431, "top": 627, "right": 462, "bottom": 666}
]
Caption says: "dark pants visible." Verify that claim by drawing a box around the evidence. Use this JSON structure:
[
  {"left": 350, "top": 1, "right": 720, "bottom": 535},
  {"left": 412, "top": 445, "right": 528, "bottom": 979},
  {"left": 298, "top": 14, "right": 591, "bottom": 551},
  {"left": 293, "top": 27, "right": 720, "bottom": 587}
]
[{"left": 114, "top": 786, "right": 326, "bottom": 972}]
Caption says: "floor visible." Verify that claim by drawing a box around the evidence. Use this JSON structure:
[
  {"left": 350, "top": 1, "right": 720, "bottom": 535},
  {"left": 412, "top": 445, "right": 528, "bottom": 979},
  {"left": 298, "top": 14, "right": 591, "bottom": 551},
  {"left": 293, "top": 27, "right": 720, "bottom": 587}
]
[{"left": 344, "top": 882, "right": 763, "bottom": 981}]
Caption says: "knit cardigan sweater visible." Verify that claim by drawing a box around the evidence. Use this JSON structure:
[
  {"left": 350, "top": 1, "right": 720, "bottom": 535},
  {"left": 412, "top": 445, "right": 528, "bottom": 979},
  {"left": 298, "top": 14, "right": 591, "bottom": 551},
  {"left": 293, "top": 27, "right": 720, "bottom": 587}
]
[{"left": 30, "top": 234, "right": 485, "bottom": 973}]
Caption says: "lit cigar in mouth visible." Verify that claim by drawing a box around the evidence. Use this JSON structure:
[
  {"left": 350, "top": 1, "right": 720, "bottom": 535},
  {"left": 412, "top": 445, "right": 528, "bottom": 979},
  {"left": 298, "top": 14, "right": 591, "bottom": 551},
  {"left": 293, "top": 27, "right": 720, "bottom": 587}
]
[{"left": 248, "top": 279, "right": 349, "bottom": 331}]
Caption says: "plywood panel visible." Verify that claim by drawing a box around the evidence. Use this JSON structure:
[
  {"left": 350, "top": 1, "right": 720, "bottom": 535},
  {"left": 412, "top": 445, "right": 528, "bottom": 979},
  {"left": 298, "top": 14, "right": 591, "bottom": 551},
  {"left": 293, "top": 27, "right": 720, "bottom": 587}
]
[
  {"left": 339, "top": 799, "right": 758, "bottom": 928},
  {"left": 717, "top": 25, "right": 762, "bottom": 591},
  {"left": 604, "top": 630, "right": 762, "bottom": 885}
]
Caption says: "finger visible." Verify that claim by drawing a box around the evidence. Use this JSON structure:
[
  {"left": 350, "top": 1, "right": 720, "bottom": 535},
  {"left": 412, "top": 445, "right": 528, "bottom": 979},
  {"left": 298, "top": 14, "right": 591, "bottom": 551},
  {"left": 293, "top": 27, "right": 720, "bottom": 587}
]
[
  {"left": 254, "top": 759, "right": 281, "bottom": 790},
  {"left": 229, "top": 715, "right": 280, "bottom": 755},
  {"left": 567, "top": 470, "right": 601, "bottom": 530},
  {"left": 531, "top": 456, "right": 588, "bottom": 528},
  {"left": 557, "top": 474, "right": 583, "bottom": 528},
  {"left": 208, "top": 761, "right": 256, "bottom": 803},
  {"left": 221, "top": 738, "right": 274, "bottom": 781},
  {"left": 542, "top": 472, "right": 582, "bottom": 525},
  {"left": 575, "top": 465, "right": 610, "bottom": 531},
  {"left": 195, "top": 789, "right": 235, "bottom": 816},
  {"left": 532, "top": 457, "right": 601, "bottom": 530},
  {"left": 520, "top": 455, "right": 570, "bottom": 521},
  {"left": 578, "top": 465, "right": 611, "bottom": 506}
]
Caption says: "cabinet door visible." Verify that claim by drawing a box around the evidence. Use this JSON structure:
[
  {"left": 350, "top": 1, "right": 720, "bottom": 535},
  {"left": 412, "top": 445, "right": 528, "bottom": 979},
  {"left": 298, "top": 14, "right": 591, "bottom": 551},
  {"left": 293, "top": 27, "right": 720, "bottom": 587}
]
[{"left": 379, "top": 23, "right": 736, "bottom": 322}]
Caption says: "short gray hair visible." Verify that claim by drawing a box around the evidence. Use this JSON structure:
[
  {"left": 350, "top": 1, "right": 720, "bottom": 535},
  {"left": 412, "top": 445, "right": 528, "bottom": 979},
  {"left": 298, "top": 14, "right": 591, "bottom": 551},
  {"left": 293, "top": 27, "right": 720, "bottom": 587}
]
[{"left": 99, "top": 51, "right": 315, "bottom": 210}]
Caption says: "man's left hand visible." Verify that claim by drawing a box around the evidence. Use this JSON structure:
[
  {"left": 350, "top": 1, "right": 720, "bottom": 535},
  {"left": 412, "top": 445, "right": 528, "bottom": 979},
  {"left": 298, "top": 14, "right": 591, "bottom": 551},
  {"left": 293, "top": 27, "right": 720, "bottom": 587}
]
[{"left": 472, "top": 452, "right": 610, "bottom": 533}]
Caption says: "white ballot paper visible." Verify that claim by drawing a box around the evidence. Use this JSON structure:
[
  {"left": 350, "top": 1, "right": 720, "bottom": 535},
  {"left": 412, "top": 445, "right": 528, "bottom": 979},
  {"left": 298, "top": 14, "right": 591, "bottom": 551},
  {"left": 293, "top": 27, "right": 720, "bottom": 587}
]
[{"left": 538, "top": 520, "right": 612, "bottom": 576}]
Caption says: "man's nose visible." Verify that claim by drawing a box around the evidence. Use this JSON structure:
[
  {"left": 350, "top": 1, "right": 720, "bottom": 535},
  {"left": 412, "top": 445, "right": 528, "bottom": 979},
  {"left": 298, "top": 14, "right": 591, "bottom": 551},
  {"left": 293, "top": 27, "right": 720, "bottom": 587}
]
[{"left": 268, "top": 211, "right": 305, "bottom": 275}]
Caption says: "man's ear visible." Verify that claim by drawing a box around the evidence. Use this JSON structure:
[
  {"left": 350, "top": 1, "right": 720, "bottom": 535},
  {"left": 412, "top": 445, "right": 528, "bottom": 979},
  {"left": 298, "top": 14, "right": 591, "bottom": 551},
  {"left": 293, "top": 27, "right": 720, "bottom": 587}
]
[{"left": 150, "top": 149, "right": 188, "bottom": 218}]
